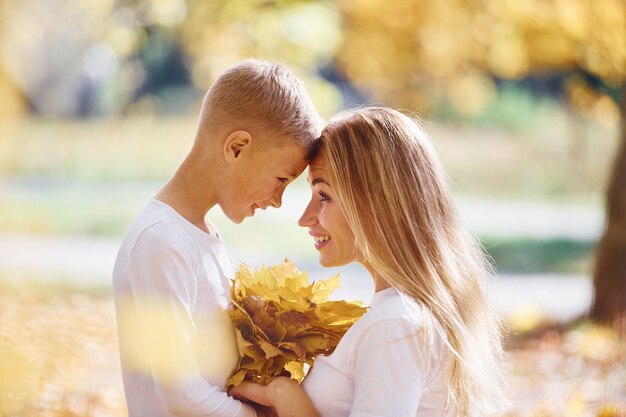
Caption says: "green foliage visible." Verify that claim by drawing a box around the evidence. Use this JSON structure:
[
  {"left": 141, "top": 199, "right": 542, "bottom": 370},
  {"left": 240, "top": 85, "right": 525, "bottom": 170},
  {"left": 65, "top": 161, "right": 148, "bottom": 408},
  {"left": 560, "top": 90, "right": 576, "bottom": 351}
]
[{"left": 482, "top": 238, "right": 596, "bottom": 273}]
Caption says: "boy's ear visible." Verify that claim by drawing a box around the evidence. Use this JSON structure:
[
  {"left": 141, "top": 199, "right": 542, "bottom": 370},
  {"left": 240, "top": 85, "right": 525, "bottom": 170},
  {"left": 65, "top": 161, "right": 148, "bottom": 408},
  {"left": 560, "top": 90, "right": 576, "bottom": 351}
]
[{"left": 223, "top": 130, "right": 253, "bottom": 162}]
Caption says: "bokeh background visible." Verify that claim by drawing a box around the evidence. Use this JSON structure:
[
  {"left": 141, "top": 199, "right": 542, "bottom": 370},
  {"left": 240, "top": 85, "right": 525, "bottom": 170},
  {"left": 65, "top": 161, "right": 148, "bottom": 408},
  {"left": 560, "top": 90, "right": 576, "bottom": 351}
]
[{"left": 0, "top": 0, "right": 624, "bottom": 416}]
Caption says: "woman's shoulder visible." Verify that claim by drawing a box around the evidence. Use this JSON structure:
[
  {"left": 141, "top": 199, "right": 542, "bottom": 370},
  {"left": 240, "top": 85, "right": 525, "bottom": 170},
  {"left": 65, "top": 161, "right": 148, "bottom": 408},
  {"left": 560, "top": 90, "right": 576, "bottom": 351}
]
[
  {"left": 339, "top": 288, "right": 448, "bottom": 382},
  {"left": 366, "top": 288, "right": 423, "bottom": 322},
  {"left": 349, "top": 287, "right": 447, "bottom": 350}
]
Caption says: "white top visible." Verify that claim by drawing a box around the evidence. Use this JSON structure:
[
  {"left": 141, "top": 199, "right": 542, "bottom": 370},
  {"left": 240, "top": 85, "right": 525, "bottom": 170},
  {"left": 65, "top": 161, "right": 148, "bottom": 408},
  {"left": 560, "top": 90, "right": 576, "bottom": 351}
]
[
  {"left": 302, "top": 287, "right": 450, "bottom": 417},
  {"left": 112, "top": 198, "right": 256, "bottom": 417}
]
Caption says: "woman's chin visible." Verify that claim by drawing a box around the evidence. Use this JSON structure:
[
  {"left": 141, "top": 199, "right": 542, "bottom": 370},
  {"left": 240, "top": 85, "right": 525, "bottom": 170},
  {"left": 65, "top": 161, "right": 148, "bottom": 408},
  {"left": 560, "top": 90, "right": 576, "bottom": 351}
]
[
  {"left": 318, "top": 256, "right": 333, "bottom": 268},
  {"left": 319, "top": 256, "right": 348, "bottom": 268}
]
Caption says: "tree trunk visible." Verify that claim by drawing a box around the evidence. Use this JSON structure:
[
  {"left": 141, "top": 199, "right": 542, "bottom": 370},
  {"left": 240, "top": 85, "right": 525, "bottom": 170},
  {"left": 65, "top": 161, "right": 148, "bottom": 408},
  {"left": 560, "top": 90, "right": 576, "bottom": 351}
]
[{"left": 591, "top": 88, "right": 626, "bottom": 328}]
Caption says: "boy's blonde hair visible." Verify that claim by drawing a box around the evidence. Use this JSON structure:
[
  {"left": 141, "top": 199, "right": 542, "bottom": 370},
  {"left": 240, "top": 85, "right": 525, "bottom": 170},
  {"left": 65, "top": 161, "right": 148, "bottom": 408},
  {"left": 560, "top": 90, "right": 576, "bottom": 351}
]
[
  {"left": 319, "top": 107, "right": 508, "bottom": 417},
  {"left": 199, "top": 59, "right": 322, "bottom": 159}
]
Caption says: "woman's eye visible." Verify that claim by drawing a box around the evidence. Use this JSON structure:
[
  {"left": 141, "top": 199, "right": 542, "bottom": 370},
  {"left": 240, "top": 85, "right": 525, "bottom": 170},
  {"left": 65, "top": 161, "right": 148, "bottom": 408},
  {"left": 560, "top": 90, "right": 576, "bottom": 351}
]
[{"left": 319, "top": 192, "right": 330, "bottom": 202}]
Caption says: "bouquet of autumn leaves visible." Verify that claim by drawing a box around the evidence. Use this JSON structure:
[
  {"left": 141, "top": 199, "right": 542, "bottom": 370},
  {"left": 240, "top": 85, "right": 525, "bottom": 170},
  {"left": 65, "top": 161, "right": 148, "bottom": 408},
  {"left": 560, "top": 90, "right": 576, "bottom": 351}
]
[{"left": 227, "top": 260, "right": 367, "bottom": 388}]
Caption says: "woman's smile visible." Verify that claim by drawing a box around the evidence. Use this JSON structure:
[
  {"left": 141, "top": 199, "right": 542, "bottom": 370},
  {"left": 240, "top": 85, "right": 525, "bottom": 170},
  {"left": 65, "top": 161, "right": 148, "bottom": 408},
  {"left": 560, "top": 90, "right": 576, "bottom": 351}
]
[{"left": 310, "top": 233, "right": 332, "bottom": 250}]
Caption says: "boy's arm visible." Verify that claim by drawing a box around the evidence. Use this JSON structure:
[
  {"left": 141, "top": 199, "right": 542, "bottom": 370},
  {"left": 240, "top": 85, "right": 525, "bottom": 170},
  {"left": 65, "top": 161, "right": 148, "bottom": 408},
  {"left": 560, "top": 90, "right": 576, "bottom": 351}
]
[{"left": 121, "top": 226, "right": 256, "bottom": 417}]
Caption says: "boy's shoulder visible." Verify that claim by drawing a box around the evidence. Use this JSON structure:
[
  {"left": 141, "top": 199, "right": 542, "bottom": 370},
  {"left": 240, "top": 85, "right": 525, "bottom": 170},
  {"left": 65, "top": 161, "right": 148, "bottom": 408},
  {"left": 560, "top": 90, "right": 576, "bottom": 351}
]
[
  {"left": 129, "top": 198, "right": 179, "bottom": 236},
  {"left": 121, "top": 199, "right": 197, "bottom": 259}
]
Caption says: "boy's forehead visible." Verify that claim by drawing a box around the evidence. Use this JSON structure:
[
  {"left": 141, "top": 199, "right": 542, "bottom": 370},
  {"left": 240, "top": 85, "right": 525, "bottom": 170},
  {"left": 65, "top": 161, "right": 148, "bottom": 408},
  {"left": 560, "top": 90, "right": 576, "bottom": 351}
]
[{"left": 271, "top": 143, "right": 309, "bottom": 176}]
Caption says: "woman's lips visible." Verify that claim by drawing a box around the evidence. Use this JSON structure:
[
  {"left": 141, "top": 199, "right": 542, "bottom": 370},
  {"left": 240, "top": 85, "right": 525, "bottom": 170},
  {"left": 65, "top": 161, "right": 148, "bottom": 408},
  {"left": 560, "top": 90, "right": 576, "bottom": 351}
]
[{"left": 312, "top": 234, "right": 331, "bottom": 250}]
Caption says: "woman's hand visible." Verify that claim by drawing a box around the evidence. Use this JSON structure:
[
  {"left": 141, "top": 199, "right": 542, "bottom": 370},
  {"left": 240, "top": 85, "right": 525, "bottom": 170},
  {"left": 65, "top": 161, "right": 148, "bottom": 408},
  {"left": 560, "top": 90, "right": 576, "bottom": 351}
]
[
  {"left": 230, "top": 377, "right": 321, "bottom": 417},
  {"left": 252, "top": 405, "right": 278, "bottom": 417},
  {"left": 230, "top": 381, "right": 274, "bottom": 406},
  {"left": 230, "top": 376, "right": 294, "bottom": 406}
]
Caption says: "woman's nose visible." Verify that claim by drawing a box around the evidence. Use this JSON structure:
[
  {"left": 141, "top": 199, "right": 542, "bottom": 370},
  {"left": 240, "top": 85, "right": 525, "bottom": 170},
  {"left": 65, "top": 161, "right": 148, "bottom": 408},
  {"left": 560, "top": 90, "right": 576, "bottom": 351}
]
[{"left": 298, "top": 201, "right": 316, "bottom": 227}]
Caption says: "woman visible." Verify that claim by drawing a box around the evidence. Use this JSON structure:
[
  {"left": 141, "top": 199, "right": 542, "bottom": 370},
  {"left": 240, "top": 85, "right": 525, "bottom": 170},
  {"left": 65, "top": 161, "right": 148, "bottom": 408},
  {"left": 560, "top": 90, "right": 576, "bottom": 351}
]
[{"left": 231, "top": 107, "right": 507, "bottom": 417}]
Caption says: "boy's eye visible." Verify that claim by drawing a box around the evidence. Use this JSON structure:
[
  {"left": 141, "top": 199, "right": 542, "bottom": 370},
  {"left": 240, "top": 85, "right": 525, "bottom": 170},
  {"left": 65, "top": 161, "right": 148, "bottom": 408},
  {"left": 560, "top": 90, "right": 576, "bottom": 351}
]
[{"left": 277, "top": 177, "right": 289, "bottom": 184}]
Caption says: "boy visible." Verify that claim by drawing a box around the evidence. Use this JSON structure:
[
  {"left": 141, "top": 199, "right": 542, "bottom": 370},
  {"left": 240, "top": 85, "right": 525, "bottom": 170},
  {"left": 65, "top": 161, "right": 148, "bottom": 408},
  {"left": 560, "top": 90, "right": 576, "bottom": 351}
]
[{"left": 113, "top": 60, "right": 322, "bottom": 417}]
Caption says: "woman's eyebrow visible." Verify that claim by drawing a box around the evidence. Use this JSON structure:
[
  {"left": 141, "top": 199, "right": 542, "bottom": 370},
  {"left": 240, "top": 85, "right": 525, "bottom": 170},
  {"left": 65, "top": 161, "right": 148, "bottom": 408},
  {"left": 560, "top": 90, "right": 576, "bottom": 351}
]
[{"left": 311, "top": 177, "right": 327, "bottom": 186}]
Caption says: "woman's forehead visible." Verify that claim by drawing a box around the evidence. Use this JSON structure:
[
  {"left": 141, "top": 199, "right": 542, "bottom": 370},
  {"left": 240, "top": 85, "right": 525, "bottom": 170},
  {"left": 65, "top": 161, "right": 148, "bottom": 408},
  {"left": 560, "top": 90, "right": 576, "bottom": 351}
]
[{"left": 307, "top": 156, "right": 328, "bottom": 183}]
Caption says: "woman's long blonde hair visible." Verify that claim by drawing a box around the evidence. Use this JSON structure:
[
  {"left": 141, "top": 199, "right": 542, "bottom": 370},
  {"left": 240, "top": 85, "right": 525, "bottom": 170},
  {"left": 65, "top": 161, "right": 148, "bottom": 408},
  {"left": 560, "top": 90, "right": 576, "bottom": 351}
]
[{"left": 319, "top": 107, "right": 507, "bottom": 417}]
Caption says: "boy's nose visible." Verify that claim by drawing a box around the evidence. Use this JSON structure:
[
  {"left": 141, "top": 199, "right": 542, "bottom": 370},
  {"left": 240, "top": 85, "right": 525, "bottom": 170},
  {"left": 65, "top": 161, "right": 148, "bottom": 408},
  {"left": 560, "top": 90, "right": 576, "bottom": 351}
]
[{"left": 269, "top": 188, "right": 284, "bottom": 209}]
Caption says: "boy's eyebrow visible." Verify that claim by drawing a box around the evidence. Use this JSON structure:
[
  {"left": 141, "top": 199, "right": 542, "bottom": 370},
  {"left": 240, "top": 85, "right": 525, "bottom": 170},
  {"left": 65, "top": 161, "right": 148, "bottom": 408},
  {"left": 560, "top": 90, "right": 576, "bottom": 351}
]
[{"left": 280, "top": 172, "right": 297, "bottom": 180}]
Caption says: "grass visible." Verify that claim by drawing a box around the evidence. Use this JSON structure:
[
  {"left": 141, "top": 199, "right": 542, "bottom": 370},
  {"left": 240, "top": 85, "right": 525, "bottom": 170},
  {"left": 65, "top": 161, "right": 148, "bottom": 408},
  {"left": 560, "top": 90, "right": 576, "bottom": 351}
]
[
  {"left": 0, "top": 111, "right": 618, "bottom": 199},
  {"left": 0, "top": 179, "right": 152, "bottom": 235},
  {"left": 0, "top": 116, "right": 194, "bottom": 180},
  {"left": 0, "top": 176, "right": 600, "bottom": 273}
]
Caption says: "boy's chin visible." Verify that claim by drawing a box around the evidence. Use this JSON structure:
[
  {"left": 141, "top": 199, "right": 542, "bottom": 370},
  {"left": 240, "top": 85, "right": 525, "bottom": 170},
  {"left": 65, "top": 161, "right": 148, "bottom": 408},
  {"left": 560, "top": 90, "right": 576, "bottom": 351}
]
[
  {"left": 220, "top": 207, "right": 247, "bottom": 224},
  {"left": 227, "top": 214, "right": 246, "bottom": 224}
]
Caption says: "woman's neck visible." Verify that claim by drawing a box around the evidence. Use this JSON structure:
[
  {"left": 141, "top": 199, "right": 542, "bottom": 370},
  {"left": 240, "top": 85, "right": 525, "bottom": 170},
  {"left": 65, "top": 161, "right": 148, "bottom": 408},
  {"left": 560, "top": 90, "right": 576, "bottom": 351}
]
[{"left": 361, "top": 261, "right": 392, "bottom": 292}]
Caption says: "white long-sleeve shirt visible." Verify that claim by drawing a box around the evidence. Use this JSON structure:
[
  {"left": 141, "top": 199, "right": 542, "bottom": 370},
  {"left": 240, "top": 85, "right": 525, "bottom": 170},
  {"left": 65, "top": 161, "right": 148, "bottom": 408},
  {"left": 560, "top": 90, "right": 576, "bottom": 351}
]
[
  {"left": 113, "top": 198, "right": 256, "bottom": 417},
  {"left": 302, "top": 287, "right": 450, "bottom": 417}
]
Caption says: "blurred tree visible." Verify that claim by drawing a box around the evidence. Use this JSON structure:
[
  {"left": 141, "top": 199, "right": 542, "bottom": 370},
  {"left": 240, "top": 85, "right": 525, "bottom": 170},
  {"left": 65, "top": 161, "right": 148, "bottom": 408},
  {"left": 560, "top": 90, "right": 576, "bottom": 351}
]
[
  {"left": 0, "top": 0, "right": 345, "bottom": 117},
  {"left": 334, "top": 0, "right": 625, "bottom": 324},
  {"left": 335, "top": 0, "right": 623, "bottom": 117},
  {"left": 176, "top": 0, "right": 344, "bottom": 117},
  {"left": 116, "top": 0, "right": 345, "bottom": 116},
  {"left": 0, "top": 0, "right": 135, "bottom": 117},
  {"left": 591, "top": 88, "right": 626, "bottom": 327}
]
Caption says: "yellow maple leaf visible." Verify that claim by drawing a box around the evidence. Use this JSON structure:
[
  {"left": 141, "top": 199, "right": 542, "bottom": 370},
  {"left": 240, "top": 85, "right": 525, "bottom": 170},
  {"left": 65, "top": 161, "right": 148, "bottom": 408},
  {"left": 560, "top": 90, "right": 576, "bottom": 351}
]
[{"left": 227, "top": 260, "right": 367, "bottom": 388}]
